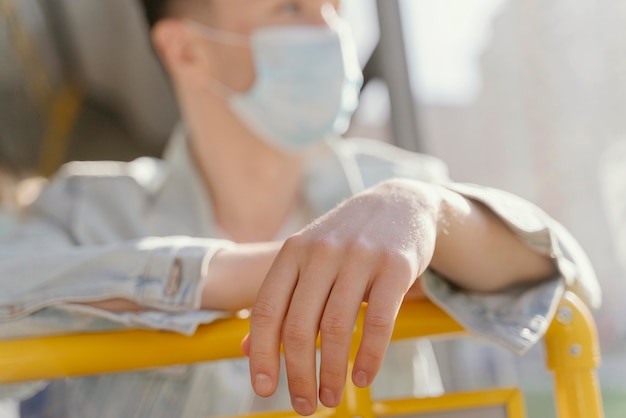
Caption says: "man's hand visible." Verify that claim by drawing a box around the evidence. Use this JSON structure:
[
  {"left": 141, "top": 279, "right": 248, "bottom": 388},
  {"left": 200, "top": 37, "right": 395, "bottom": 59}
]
[
  {"left": 245, "top": 179, "right": 556, "bottom": 416},
  {"left": 246, "top": 179, "right": 440, "bottom": 415}
]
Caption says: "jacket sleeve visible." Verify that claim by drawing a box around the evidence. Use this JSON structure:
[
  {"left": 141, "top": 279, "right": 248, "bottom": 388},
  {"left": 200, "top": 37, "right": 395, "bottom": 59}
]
[
  {"left": 422, "top": 182, "right": 601, "bottom": 354},
  {"left": 0, "top": 166, "right": 236, "bottom": 339},
  {"left": 324, "top": 140, "right": 601, "bottom": 354}
]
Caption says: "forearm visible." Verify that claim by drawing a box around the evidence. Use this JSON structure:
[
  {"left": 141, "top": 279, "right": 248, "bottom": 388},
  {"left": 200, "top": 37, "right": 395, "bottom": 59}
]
[
  {"left": 431, "top": 185, "right": 557, "bottom": 292},
  {"left": 200, "top": 241, "right": 282, "bottom": 310},
  {"left": 87, "top": 242, "right": 282, "bottom": 313},
  {"left": 82, "top": 182, "right": 558, "bottom": 317}
]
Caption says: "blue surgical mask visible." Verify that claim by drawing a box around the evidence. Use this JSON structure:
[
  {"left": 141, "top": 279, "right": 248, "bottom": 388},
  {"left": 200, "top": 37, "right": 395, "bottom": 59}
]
[{"left": 192, "top": 15, "right": 363, "bottom": 151}]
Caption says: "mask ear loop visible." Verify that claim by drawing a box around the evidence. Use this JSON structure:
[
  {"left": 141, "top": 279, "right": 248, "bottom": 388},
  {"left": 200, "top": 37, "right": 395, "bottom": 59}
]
[
  {"left": 321, "top": 5, "right": 366, "bottom": 195},
  {"left": 321, "top": 4, "right": 363, "bottom": 83},
  {"left": 183, "top": 21, "right": 252, "bottom": 99},
  {"left": 336, "top": 144, "right": 366, "bottom": 195},
  {"left": 321, "top": 3, "right": 342, "bottom": 30},
  {"left": 184, "top": 20, "right": 250, "bottom": 47}
]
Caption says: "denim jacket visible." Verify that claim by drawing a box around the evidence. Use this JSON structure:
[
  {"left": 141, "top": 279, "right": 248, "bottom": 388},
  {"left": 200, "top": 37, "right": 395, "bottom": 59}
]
[{"left": 0, "top": 127, "right": 601, "bottom": 416}]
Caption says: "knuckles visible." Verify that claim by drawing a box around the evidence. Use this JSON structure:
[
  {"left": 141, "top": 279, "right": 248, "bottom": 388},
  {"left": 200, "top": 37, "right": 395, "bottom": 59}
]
[
  {"left": 363, "top": 311, "right": 395, "bottom": 336},
  {"left": 320, "top": 368, "right": 347, "bottom": 386},
  {"left": 320, "top": 312, "right": 353, "bottom": 339},
  {"left": 250, "top": 299, "right": 279, "bottom": 327},
  {"left": 378, "top": 248, "right": 417, "bottom": 281},
  {"left": 356, "top": 347, "right": 384, "bottom": 371},
  {"left": 282, "top": 321, "right": 313, "bottom": 352},
  {"left": 288, "top": 231, "right": 406, "bottom": 265},
  {"left": 284, "top": 374, "right": 312, "bottom": 391},
  {"left": 283, "top": 234, "right": 343, "bottom": 264}
]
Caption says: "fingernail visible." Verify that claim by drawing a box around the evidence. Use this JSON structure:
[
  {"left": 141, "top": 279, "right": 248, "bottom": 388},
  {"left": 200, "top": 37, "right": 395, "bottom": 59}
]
[
  {"left": 254, "top": 373, "right": 273, "bottom": 396},
  {"left": 353, "top": 370, "right": 368, "bottom": 387},
  {"left": 320, "top": 388, "right": 336, "bottom": 406},
  {"left": 293, "top": 397, "right": 313, "bottom": 414}
]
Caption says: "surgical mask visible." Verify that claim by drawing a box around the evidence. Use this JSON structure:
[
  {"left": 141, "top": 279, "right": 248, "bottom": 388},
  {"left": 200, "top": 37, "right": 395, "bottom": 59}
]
[{"left": 192, "top": 14, "right": 363, "bottom": 151}]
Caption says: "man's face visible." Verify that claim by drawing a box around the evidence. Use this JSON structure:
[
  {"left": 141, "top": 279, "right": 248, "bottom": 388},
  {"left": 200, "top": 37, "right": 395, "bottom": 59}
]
[
  {"left": 207, "top": 0, "right": 341, "bottom": 32},
  {"left": 186, "top": 0, "right": 341, "bottom": 92}
]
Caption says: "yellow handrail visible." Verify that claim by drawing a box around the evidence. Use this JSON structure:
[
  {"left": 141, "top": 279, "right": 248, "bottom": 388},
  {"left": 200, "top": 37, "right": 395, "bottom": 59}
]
[
  {"left": 0, "top": 292, "right": 604, "bottom": 418},
  {"left": 0, "top": 299, "right": 463, "bottom": 384}
]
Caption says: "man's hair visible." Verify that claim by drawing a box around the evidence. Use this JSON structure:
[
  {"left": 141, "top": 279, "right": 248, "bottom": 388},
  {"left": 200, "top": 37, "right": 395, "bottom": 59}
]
[
  {"left": 139, "top": 0, "right": 209, "bottom": 28},
  {"left": 139, "top": 0, "right": 172, "bottom": 28}
]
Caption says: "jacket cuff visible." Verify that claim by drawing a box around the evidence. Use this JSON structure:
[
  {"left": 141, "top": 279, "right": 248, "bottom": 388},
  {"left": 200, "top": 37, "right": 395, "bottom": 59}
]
[
  {"left": 422, "top": 271, "right": 564, "bottom": 355},
  {"left": 135, "top": 237, "right": 236, "bottom": 311},
  {"left": 421, "top": 182, "right": 602, "bottom": 354},
  {"left": 442, "top": 182, "right": 601, "bottom": 309}
]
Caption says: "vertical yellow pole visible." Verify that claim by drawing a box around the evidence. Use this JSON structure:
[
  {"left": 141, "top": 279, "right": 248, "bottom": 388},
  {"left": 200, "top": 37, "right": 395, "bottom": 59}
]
[
  {"left": 334, "top": 306, "right": 376, "bottom": 418},
  {"left": 544, "top": 292, "right": 604, "bottom": 418},
  {"left": 505, "top": 388, "right": 526, "bottom": 418},
  {"left": 552, "top": 371, "right": 603, "bottom": 418}
]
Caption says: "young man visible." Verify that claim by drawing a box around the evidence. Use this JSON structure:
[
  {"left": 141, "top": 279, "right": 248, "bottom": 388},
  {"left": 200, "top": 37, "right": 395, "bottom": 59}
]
[{"left": 0, "top": 0, "right": 600, "bottom": 416}]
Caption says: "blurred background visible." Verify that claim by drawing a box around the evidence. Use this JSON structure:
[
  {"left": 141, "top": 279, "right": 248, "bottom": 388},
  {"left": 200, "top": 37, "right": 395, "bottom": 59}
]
[{"left": 1, "top": 0, "right": 625, "bottom": 416}]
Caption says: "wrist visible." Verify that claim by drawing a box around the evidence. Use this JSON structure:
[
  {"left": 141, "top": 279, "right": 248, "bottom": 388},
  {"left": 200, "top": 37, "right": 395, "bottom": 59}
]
[{"left": 201, "top": 242, "right": 282, "bottom": 311}]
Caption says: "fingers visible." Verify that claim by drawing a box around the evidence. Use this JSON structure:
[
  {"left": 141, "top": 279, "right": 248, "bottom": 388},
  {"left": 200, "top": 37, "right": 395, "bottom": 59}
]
[
  {"left": 281, "top": 268, "right": 334, "bottom": 415},
  {"left": 281, "top": 236, "right": 364, "bottom": 414},
  {"left": 248, "top": 247, "right": 300, "bottom": 399},
  {"left": 249, "top": 228, "right": 419, "bottom": 414},
  {"left": 352, "top": 268, "right": 407, "bottom": 388},
  {"left": 250, "top": 236, "right": 344, "bottom": 416},
  {"left": 318, "top": 271, "right": 367, "bottom": 408}
]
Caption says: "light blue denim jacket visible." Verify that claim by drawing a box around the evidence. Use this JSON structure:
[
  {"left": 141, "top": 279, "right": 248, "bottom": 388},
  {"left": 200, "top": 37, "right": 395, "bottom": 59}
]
[{"left": 0, "top": 128, "right": 601, "bottom": 416}]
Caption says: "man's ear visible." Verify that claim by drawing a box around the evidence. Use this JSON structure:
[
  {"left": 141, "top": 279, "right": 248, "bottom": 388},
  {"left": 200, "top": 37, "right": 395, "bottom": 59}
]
[{"left": 151, "top": 19, "right": 208, "bottom": 85}]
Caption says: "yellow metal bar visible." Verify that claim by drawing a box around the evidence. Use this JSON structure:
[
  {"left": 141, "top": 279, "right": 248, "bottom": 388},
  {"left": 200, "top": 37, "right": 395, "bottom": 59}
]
[
  {"left": 390, "top": 298, "right": 466, "bottom": 341},
  {"left": 0, "top": 299, "right": 463, "bottom": 384},
  {"left": 0, "top": 294, "right": 605, "bottom": 418},
  {"left": 372, "top": 388, "right": 525, "bottom": 417},
  {"left": 506, "top": 389, "right": 526, "bottom": 418},
  {"left": 223, "top": 407, "right": 336, "bottom": 418},
  {"left": 0, "top": 313, "right": 251, "bottom": 383},
  {"left": 544, "top": 292, "right": 604, "bottom": 418}
]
